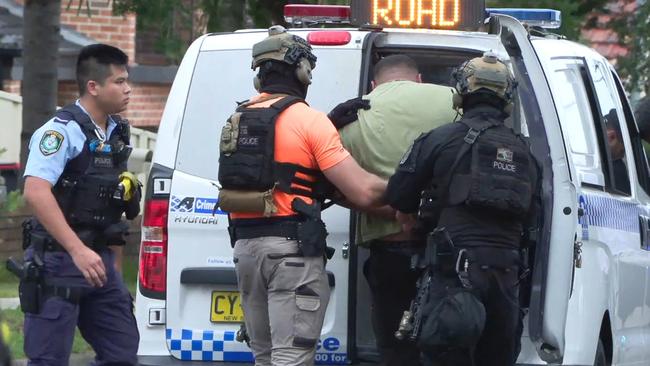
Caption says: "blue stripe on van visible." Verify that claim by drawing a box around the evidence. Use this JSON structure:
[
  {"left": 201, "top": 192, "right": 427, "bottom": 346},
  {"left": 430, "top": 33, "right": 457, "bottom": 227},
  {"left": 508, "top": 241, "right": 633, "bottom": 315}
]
[
  {"left": 167, "top": 328, "right": 253, "bottom": 362},
  {"left": 166, "top": 328, "right": 348, "bottom": 364},
  {"left": 581, "top": 193, "right": 639, "bottom": 233}
]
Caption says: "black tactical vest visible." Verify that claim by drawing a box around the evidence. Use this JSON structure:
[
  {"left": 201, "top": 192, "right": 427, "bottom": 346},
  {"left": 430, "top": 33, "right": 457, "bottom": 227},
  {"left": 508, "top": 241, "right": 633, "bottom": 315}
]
[
  {"left": 443, "top": 116, "right": 533, "bottom": 217},
  {"left": 51, "top": 104, "right": 132, "bottom": 229},
  {"left": 218, "top": 95, "right": 333, "bottom": 203}
]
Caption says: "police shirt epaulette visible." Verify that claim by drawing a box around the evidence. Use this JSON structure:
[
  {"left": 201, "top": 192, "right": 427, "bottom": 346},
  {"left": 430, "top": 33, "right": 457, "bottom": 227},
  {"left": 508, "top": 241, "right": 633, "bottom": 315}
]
[{"left": 53, "top": 111, "right": 75, "bottom": 125}]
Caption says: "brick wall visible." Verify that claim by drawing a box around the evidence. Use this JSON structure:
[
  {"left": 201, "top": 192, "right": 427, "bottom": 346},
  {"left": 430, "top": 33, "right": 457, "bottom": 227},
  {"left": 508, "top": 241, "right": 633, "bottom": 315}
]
[
  {"left": 57, "top": 81, "right": 79, "bottom": 107},
  {"left": 11, "top": 1, "right": 136, "bottom": 61},
  {"left": 0, "top": 208, "right": 29, "bottom": 259},
  {"left": 124, "top": 83, "right": 170, "bottom": 128},
  {"left": 60, "top": 1, "right": 168, "bottom": 129},
  {"left": 61, "top": 0, "right": 136, "bottom": 63},
  {"left": 1, "top": 1, "right": 171, "bottom": 129},
  {"left": 54, "top": 81, "right": 169, "bottom": 128},
  {"left": 135, "top": 27, "right": 171, "bottom": 66}
]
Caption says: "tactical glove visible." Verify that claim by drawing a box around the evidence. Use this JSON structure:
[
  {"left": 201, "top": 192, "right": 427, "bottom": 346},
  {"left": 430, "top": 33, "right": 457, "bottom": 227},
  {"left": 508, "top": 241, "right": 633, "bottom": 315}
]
[{"left": 327, "top": 97, "right": 371, "bottom": 130}]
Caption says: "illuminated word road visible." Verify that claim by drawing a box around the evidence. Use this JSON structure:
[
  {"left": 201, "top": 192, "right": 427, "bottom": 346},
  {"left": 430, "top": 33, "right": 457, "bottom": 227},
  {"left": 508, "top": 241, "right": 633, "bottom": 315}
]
[{"left": 372, "top": 0, "right": 461, "bottom": 27}]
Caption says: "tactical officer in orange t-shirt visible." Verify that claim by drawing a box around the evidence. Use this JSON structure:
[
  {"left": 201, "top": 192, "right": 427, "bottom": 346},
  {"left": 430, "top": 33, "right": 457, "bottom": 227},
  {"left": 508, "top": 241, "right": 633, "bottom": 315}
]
[{"left": 217, "top": 26, "right": 387, "bottom": 365}]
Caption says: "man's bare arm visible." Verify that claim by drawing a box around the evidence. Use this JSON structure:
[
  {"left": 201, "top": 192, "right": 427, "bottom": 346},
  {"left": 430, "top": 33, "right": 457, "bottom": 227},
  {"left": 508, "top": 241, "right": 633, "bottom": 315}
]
[
  {"left": 23, "top": 176, "right": 106, "bottom": 287},
  {"left": 323, "top": 156, "right": 386, "bottom": 209},
  {"left": 336, "top": 198, "right": 395, "bottom": 220}
]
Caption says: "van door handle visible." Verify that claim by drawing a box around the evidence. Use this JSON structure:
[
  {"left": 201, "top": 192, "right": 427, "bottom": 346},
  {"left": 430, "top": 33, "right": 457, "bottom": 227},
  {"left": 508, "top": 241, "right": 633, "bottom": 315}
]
[
  {"left": 638, "top": 215, "right": 650, "bottom": 250},
  {"left": 341, "top": 242, "right": 350, "bottom": 259}
]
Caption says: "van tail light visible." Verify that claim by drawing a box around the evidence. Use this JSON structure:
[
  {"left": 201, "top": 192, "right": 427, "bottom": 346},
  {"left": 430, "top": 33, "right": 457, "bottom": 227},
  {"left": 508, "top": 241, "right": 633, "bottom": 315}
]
[{"left": 139, "top": 198, "right": 169, "bottom": 296}]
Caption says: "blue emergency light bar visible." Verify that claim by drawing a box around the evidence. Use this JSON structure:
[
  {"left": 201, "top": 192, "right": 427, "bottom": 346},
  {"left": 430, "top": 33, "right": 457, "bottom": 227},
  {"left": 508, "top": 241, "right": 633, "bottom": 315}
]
[{"left": 485, "top": 8, "right": 562, "bottom": 29}]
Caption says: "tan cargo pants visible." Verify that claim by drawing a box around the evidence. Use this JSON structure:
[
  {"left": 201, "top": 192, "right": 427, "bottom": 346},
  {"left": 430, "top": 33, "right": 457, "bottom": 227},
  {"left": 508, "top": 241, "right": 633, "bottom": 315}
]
[{"left": 234, "top": 236, "right": 330, "bottom": 366}]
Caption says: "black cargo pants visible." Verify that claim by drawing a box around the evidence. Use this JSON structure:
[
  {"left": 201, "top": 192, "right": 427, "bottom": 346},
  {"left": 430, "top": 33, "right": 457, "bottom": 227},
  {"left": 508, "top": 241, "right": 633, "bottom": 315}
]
[
  {"left": 363, "top": 240, "right": 423, "bottom": 366},
  {"left": 422, "top": 247, "right": 523, "bottom": 366}
]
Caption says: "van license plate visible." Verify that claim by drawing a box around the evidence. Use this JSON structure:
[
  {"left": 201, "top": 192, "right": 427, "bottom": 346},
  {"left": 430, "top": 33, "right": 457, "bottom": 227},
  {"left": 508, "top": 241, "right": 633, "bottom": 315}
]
[{"left": 210, "top": 291, "right": 245, "bottom": 323}]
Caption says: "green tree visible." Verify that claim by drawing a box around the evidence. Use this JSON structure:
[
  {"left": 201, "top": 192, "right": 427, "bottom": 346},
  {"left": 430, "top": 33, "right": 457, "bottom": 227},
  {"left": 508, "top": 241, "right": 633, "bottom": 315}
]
[
  {"left": 486, "top": 0, "right": 609, "bottom": 40},
  {"left": 113, "top": 0, "right": 347, "bottom": 63},
  {"left": 612, "top": 0, "right": 650, "bottom": 94}
]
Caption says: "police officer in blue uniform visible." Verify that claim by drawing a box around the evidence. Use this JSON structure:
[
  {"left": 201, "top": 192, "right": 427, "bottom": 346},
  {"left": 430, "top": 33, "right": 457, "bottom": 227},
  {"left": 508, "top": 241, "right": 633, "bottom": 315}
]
[
  {"left": 387, "top": 53, "right": 540, "bottom": 366},
  {"left": 20, "top": 44, "right": 140, "bottom": 365}
]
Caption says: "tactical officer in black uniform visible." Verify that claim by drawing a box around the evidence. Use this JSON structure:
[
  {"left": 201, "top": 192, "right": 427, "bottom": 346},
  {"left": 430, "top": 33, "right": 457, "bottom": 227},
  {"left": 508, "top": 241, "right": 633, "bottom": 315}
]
[
  {"left": 14, "top": 44, "right": 141, "bottom": 366},
  {"left": 387, "top": 52, "right": 540, "bottom": 366}
]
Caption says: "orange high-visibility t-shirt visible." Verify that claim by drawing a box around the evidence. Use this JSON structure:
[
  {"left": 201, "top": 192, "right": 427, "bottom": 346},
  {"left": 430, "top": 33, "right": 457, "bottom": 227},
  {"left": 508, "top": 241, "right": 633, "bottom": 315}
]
[{"left": 229, "top": 94, "right": 350, "bottom": 219}]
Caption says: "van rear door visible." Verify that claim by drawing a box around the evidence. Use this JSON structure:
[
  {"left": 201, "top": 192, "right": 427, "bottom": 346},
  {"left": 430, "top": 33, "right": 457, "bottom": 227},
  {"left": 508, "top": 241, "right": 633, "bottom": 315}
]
[
  {"left": 496, "top": 15, "right": 577, "bottom": 363},
  {"left": 348, "top": 30, "right": 500, "bottom": 361},
  {"left": 165, "top": 30, "right": 365, "bottom": 363}
]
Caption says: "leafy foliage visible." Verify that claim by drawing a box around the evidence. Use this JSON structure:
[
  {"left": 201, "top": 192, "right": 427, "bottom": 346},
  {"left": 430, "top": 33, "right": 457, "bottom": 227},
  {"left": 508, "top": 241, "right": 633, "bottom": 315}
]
[
  {"left": 0, "top": 191, "right": 24, "bottom": 214},
  {"left": 114, "top": 0, "right": 647, "bottom": 93},
  {"left": 487, "top": 0, "right": 648, "bottom": 94},
  {"left": 113, "top": 0, "right": 348, "bottom": 63},
  {"left": 486, "top": 0, "right": 609, "bottom": 40},
  {"left": 611, "top": 1, "right": 650, "bottom": 93}
]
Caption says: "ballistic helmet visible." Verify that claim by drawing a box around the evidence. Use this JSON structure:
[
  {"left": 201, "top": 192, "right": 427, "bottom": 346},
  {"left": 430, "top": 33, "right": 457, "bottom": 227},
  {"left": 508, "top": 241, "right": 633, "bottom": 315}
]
[
  {"left": 251, "top": 26, "right": 316, "bottom": 70},
  {"left": 452, "top": 51, "right": 515, "bottom": 104}
]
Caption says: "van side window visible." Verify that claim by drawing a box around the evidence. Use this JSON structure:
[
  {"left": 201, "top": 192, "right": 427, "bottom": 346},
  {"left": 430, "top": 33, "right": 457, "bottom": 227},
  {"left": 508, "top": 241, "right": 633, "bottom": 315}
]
[
  {"left": 549, "top": 59, "right": 604, "bottom": 186},
  {"left": 587, "top": 61, "right": 631, "bottom": 196},
  {"left": 611, "top": 70, "right": 650, "bottom": 195}
]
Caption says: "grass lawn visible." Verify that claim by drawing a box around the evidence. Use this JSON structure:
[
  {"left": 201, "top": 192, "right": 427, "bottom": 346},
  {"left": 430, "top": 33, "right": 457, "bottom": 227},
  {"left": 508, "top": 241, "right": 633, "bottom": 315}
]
[
  {"left": 123, "top": 255, "right": 139, "bottom": 296},
  {"left": 0, "top": 255, "right": 139, "bottom": 359},
  {"left": 0, "top": 263, "right": 18, "bottom": 298},
  {"left": 1, "top": 307, "right": 93, "bottom": 359}
]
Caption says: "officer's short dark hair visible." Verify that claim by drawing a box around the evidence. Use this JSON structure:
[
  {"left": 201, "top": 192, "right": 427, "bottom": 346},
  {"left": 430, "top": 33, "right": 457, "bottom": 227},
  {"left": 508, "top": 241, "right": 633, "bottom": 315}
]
[
  {"left": 76, "top": 44, "right": 128, "bottom": 96},
  {"left": 635, "top": 97, "right": 650, "bottom": 140},
  {"left": 374, "top": 55, "right": 419, "bottom": 81}
]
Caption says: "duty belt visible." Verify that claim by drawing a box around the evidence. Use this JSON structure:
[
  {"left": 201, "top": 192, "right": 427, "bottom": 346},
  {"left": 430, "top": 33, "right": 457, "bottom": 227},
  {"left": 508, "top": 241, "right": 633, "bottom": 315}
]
[
  {"left": 30, "top": 231, "right": 109, "bottom": 253},
  {"left": 229, "top": 222, "right": 299, "bottom": 241}
]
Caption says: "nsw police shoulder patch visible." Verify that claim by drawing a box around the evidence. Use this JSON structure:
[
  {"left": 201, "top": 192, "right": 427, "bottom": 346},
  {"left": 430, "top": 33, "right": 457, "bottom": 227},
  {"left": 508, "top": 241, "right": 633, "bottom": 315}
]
[{"left": 39, "top": 130, "right": 64, "bottom": 156}]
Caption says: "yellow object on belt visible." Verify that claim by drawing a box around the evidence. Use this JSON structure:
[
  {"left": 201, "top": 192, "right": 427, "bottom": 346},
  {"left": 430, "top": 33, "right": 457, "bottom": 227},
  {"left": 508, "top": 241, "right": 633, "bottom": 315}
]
[{"left": 118, "top": 172, "right": 139, "bottom": 202}]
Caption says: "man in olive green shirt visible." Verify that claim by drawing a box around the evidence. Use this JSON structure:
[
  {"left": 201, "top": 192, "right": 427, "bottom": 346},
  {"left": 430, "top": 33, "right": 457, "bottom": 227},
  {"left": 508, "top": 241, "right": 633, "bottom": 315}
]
[{"left": 333, "top": 55, "right": 456, "bottom": 365}]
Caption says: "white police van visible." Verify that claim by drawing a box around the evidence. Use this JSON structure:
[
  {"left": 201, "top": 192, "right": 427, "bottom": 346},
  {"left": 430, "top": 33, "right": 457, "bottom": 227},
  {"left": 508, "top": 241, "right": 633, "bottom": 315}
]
[{"left": 134, "top": 1, "right": 650, "bottom": 365}]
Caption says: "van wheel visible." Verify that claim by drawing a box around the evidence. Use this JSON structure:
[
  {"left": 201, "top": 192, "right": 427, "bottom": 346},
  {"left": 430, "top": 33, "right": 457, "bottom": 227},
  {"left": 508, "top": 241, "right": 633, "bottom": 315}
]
[{"left": 594, "top": 338, "right": 608, "bottom": 366}]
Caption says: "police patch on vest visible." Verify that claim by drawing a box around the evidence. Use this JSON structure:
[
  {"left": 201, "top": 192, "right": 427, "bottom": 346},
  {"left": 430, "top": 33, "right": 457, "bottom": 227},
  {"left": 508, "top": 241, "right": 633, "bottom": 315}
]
[
  {"left": 496, "top": 148, "right": 513, "bottom": 163},
  {"left": 39, "top": 130, "right": 64, "bottom": 156},
  {"left": 93, "top": 156, "right": 114, "bottom": 168},
  {"left": 238, "top": 135, "right": 260, "bottom": 147},
  {"left": 494, "top": 147, "right": 516, "bottom": 172}
]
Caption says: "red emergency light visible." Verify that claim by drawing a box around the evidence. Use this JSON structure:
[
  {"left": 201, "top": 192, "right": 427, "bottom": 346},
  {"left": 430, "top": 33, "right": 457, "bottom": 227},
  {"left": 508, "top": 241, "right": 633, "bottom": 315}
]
[
  {"left": 307, "top": 31, "right": 352, "bottom": 46},
  {"left": 284, "top": 4, "right": 351, "bottom": 25}
]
